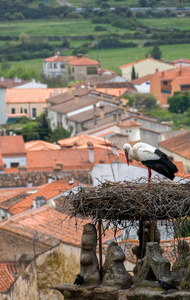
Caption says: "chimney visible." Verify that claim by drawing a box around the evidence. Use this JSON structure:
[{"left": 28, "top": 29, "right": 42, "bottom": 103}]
[
  {"left": 113, "top": 112, "right": 117, "bottom": 122},
  {"left": 123, "top": 104, "right": 128, "bottom": 115},
  {"left": 98, "top": 93, "right": 103, "bottom": 100},
  {"left": 118, "top": 113, "right": 122, "bottom": 123},
  {"left": 112, "top": 96, "right": 116, "bottom": 103},
  {"left": 74, "top": 94, "right": 79, "bottom": 103},
  {"left": 160, "top": 57, "right": 164, "bottom": 61},
  {"left": 85, "top": 54, "right": 89, "bottom": 58},
  {"left": 161, "top": 71, "right": 165, "bottom": 77},
  {"left": 179, "top": 67, "right": 182, "bottom": 76},
  {"left": 0, "top": 77, "right": 4, "bottom": 81},
  {"left": 18, "top": 254, "right": 32, "bottom": 278},
  {"left": 67, "top": 85, "right": 72, "bottom": 95},
  {"left": 139, "top": 109, "right": 143, "bottom": 117},
  {"left": 73, "top": 141, "right": 77, "bottom": 148},
  {"left": 77, "top": 53, "right": 83, "bottom": 58},
  {"left": 94, "top": 113, "right": 97, "bottom": 127},
  {"left": 180, "top": 124, "right": 184, "bottom": 131},
  {"left": 148, "top": 54, "right": 151, "bottom": 58},
  {"left": 33, "top": 196, "right": 46, "bottom": 209},
  {"left": 99, "top": 105, "right": 105, "bottom": 119},
  {"left": 155, "top": 68, "right": 159, "bottom": 72},
  {"left": 93, "top": 104, "right": 97, "bottom": 113},
  {"left": 87, "top": 142, "right": 94, "bottom": 163}
]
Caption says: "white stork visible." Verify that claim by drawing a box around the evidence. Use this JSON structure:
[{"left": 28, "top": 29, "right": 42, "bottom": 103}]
[{"left": 123, "top": 142, "right": 178, "bottom": 182}]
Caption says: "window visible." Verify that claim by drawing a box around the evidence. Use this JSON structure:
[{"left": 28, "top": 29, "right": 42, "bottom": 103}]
[
  {"left": 161, "top": 89, "right": 171, "bottom": 94},
  {"left": 11, "top": 108, "right": 16, "bottom": 114},
  {"left": 54, "top": 63, "right": 57, "bottom": 69},
  {"left": 60, "top": 64, "right": 65, "bottom": 69},
  {"left": 24, "top": 109, "right": 27, "bottom": 114},
  {"left": 11, "top": 162, "right": 19, "bottom": 168},
  {"left": 163, "top": 81, "right": 168, "bottom": 85},
  {"left": 87, "top": 67, "right": 98, "bottom": 75},
  {"left": 32, "top": 108, "right": 36, "bottom": 118}
]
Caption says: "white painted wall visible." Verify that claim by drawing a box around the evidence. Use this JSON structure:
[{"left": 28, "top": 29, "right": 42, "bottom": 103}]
[
  {"left": 3, "top": 156, "right": 27, "bottom": 168},
  {"left": 134, "top": 82, "right": 150, "bottom": 93},
  {"left": 119, "top": 126, "right": 141, "bottom": 142},
  {"left": 91, "top": 162, "right": 186, "bottom": 187},
  {"left": 0, "top": 88, "right": 7, "bottom": 125}
]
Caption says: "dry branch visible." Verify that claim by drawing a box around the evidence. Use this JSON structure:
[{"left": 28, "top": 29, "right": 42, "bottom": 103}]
[{"left": 58, "top": 178, "right": 190, "bottom": 231}]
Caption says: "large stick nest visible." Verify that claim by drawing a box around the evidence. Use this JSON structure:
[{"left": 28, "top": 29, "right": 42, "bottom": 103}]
[{"left": 60, "top": 178, "right": 190, "bottom": 227}]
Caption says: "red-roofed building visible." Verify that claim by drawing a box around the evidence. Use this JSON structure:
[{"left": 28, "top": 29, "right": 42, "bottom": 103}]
[
  {"left": 159, "top": 131, "right": 190, "bottom": 173},
  {"left": 8, "top": 180, "right": 84, "bottom": 215},
  {"left": 25, "top": 140, "right": 61, "bottom": 151},
  {"left": 150, "top": 66, "right": 190, "bottom": 107},
  {"left": 0, "top": 135, "right": 27, "bottom": 169},
  {"left": 120, "top": 56, "right": 175, "bottom": 81},
  {"left": 43, "top": 53, "right": 100, "bottom": 81},
  {"left": 6, "top": 88, "right": 67, "bottom": 119},
  {"left": 171, "top": 58, "right": 190, "bottom": 67}
]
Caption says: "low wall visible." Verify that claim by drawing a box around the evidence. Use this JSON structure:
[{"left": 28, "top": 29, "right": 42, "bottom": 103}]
[{"left": 0, "top": 170, "right": 91, "bottom": 188}]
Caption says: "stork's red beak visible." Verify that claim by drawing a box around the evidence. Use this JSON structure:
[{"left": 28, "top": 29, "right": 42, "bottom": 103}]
[{"left": 125, "top": 152, "right": 129, "bottom": 166}]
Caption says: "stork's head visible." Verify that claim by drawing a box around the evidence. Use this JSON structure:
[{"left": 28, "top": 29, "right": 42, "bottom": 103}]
[{"left": 123, "top": 143, "right": 131, "bottom": 166}]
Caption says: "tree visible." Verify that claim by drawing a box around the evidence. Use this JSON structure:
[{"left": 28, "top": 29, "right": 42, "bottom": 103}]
[
  {"left": 7, "top": 64, "right": 39, "bottom": 81},
  {"left": 168, "top": 91, "right": 190, "bottom": 114},
  {"left": 134, "top": 93, "right": 160, "bottom": 110},
  {"left": 146, "top": 45, "right": 162, "bottom": 60},
  {"left": 131, "top": 65, "right": 138, "bottom": 80},
  {"left": 46, "top": 127, "right": 72, "bottom": 143}
]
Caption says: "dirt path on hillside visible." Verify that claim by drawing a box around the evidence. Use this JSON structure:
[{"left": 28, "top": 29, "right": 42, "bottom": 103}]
[{"left": 56, "top": 0, "right": 73, "bottom": 7}]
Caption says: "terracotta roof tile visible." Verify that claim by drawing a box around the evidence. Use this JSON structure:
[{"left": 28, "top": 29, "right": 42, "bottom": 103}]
[
  {"left": 96, "top": 88, "right": 127, "bottom": 97},
  {"left": 0, "top": 261, "right": 18, "bottom": 292},
  {"left": 43, "top": 55, "right": 74, "bottom": 62},
  {"left": 43, "top": 55, "right": 99, "bottom": 66},
  {"left": 6, "top": 88, "right": 67, "bottom": 104},
  {"left": 58, "top": 134, "right": 111, "bottom": 147},
  {"left": 0, "top": 136, "right": 26, "bottom": 156},
  {"left": 69, "top": 56, "right": 99, "bottom": 66},
  {"left": 171, "top": 59, "right": 190, "bottom": 64},
  {"left": 132, "top": 74, "right": 153, "bottom": 85},
  {"left": 157, "top": 66, "right": 190, "bottom": 81},
  {"left": 0, "top": 206, "right": 116, "bottom": 247},
  {"left": 25, "top": 140, "right": 61, "bottom": 151},
  {"left": 9, "top": 180, "right": 81, "bottom": 215},
  {"left": 159, "top": 131, "right": 190, "bottom": 159},
  {"left": 0, "top": 153, "right": 4, "bottom": 169}
]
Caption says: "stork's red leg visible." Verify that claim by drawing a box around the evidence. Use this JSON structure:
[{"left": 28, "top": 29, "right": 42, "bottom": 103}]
[{"left": 148, "top": 168, "right": 151, "bottom": 190}]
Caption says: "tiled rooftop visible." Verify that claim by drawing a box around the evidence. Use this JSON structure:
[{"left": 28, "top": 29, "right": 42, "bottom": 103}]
[
  {"left": 25, "top": 140, "right": 61, "bottom": 151},
  {"left": 132, "top": 74, "right": 153, "bottom": 85},
  {"left": 44, "top": 54, "right": 99, "bottom": 66},
  {"left": 96, "top": 88, "right": 128, "bottom": 97},
  {"left": 0, "top": 261, "right": 18, "bottom": 292},
  {"left": 6, "top": 88, "right": 67, "bottom": 104},
  {"left": 58, "top": 134, "right": 111, "bottom": 148},
  {"left": 159, "top": 131, "right": 190, "bottom": 159},
  {"left": 0, "top": 78, "right": 29, "bottom": 88},
  {"left": 0, "top": 136, "right": 26, "bottom": 156},
  {"left": 8, "top": 180, "right": 81, "bottom": 215}
]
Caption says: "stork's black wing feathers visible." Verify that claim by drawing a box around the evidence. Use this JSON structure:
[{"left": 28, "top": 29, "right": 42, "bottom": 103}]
[
  {"left": 142, "top": 156, "right": 178, "bottom": 180},
  {"left": 155, "top": 149, "right": 168, "bottom": 159}
]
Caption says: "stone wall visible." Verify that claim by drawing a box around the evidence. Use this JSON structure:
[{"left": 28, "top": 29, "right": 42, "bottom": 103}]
[
  {"left": 0, "top": 170, "right": 91, "bottom": 188},
  {"left": 7, "top": 243, "right": 81, "bottom": 300}
]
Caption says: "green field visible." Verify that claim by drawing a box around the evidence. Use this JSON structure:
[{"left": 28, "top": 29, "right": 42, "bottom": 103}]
[
  {"left": 141, "top": 17, "right": 190, "bottom": 31},
  {"left": 6, "top": 43, "right": 190, "bottom": 77},
  {"left": 0, "top": 19, "right": 132, "bottom": 37}
]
